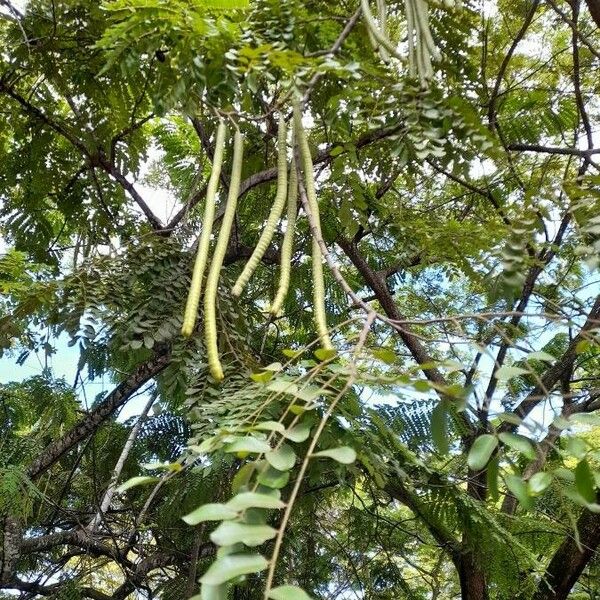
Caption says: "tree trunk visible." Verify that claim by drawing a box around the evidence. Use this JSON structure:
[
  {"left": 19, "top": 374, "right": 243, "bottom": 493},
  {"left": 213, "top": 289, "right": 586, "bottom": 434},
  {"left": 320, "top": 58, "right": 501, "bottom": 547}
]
[
  {"left": 584, "top": 0, "right": 600, "bottom": 28},
  {"left": 533, "top": 509, "right": 600, "bottom": 600},
  {"left": 458, "top": 551, "right": 489, "bottom": 600}
]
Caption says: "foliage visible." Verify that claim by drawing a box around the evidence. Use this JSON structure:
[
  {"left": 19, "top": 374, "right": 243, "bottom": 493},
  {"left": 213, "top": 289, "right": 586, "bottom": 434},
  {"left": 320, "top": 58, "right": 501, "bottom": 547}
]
[{"left": 1, "top": 0, "right": 600, "bottom": 599}]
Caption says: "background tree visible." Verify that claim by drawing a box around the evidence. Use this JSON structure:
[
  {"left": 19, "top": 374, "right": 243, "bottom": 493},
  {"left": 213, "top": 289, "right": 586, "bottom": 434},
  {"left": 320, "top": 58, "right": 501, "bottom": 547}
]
[{"left": 1, "top": 0, "right": 600, "bottom": 599}]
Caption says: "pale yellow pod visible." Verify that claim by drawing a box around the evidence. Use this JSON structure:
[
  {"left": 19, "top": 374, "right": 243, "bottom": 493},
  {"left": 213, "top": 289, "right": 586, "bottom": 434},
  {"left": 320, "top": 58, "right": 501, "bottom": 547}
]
[
  {"left": 181, "top": 121, "right": 227, "bottom": 337},
  {"left": 269, "top": 155, "right": 298, "bottom": 316},
  {"left": 232, "top": 115, "right": 288, "bottom": 297},
  {"left": 204, "top": 130, "right": 244, "bottom": 381},
  {"left": 293, "top": 103, "right": 333, "bottom": 350}
]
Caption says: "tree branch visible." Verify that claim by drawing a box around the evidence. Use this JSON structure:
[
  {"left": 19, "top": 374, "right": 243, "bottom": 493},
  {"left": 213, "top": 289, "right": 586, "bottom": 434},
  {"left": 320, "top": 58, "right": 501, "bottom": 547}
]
[{"left": 27, "top": 347, "right": 170, "bottom": 480}]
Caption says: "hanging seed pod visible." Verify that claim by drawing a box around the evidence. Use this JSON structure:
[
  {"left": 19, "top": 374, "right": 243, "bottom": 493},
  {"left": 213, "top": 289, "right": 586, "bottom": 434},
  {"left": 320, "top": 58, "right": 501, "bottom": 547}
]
[
  {"left": 269, "top": 155, "right": 298, "bottom": 316},
  {"left": 232, "top": 115, "right": 288, "bottom": 297},
  {"left": 360, "top": 0, "right": 404, "bottom": 61},
  {"left": 181, "top": 121, "right": 227, "bottom": 337},
  {"left": 204, "top": 130, "right": 244, "bottom": 381},
  {"left": 376, "top": 0, "right": 391, "bottom": 62},
  {"left": 293, "top": 102, "right": 333, "bottom": 350}
]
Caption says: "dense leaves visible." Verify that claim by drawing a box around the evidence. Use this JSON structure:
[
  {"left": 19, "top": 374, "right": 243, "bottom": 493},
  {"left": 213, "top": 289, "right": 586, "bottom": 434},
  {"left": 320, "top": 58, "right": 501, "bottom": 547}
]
[{"left": 1, "top": 0, "right": 600, "bottom": 599}]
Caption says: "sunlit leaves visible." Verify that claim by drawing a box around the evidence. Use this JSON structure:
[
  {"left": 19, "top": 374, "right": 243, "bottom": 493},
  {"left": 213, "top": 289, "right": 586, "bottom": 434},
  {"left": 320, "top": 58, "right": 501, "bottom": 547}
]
[
  {"left": 467, "top": 435, "right": 497, "bottom": 471},
  {"left": 210, "top": 522, "right": 277, "bottom": 547},
  {"left": 200, "top": 554, "right": 269, "bottom": 586},
  {"left": 182, "top": 504, "right": 238, "bottom": 525},
  {"left": 313, "top": 446, "right": 357, "bottom": 464}
]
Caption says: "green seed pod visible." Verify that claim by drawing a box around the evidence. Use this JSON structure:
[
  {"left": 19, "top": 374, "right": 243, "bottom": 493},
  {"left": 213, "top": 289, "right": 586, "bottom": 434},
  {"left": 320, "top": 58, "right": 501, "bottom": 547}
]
[
  {"left": 405, "top": 0, "right": 417, "bottom": 77},
  {"left": 181, "top": 121, "right": 227, "bottom": 337},
  {"left": 360, "top": 0, "right": 403, "bottom": 61},
  {"left": 232, "top": 115, "right": 288, "bottom": 297},
  {"left": 293, "top": 102, "right": 333, "bottom": 350},
  {"left": 204, "top": 130, "right": 244, "bottom": 381},
  {"left": 269, "top": 155, "right": 298, "bottom": 316},
  {"left": 414, "top": 0, "right": 441, "bottom": 62},
  {"left": 376, "top": 0, "right": 391, "bottom": 62}
]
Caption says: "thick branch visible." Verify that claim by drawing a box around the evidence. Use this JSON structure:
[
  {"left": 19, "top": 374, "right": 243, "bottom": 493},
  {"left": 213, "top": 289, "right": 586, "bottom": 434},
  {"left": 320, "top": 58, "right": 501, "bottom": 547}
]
[
  {"left": 501, "top": 295, "right": 600, "bottom": 429},
  {"left": 507, "top": 144, "right": 600, "bottom": 156},
  {"left": 27, "top": 348, "right": 171, "bottom": 479},
  {"left": 533, "top": 507, "right": 600, "bottom": 600},
  {"left": 585, "top": 0, "right": 600, "bottom": 27},
  {"left": 337, "top": 237, "right": 448, "bottom": 388},
  {"left": 0, "top": 81, "right": 162, "bottom": 230}
]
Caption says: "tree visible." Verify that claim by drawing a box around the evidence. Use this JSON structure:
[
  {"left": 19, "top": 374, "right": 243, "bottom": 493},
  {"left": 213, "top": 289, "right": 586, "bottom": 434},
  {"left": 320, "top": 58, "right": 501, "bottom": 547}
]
[{"left": 1, "top": 0, "right": 600, "bottom": 598}]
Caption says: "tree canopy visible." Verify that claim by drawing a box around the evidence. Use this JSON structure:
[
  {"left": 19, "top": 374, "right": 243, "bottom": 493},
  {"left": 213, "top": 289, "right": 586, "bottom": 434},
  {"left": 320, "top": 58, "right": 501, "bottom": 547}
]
[{"left": 1, "top": 0, "right": 600, "bottom": 599}]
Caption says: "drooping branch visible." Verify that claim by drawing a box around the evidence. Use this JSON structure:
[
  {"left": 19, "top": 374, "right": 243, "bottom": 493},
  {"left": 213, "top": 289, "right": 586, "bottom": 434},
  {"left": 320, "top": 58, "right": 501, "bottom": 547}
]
[{"left": 337, "top": 237, "right": 449, "bottom": 389}]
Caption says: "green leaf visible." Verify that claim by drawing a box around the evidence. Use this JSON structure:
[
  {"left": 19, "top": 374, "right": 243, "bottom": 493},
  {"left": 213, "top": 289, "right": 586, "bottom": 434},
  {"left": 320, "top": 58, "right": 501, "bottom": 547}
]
[
  {"left": 575, "top": 459, "right": 596, "bottom": 503},
  {"left": 372, "top": 348, "right": 396, "bottom": 364},
  {"left": 232, "top": 463, "right": 255, "bottom": 493},
  {"left": 266, "top": 380, "right": 300, "bottom": 396},
  {"left": 527, "top": 351, "right": 555, "bottom": 363},
  {"left": 313, "top": 446, "right": 356, "bottom": 464},
  {"left": 256, "top": 466, "right": 290, "bottom": 489},
  {"left": 496, "top": 412, "right": 523, "bottom": 426},
  {"left": 197, "top": 583, "right": 228, "bottom": 600},
  {"left": 265, "top": 444, "right": 296, "bottom": 471},
  {"left": 314, "top": 348, "right": 337, "bottom": 361},
  {"left": 430, "top": 401, "right": 449, "bottom": 455},
  {"left": 498, "top": 432, "right": 536, "bottom": 460},
  {"left": 265, "top": 362, "right": 283, "bottom": 371},
  {"left": 268, "top": 585, "right": 313, "bottom": 600},
  {"left": 487, "top": 455, "right": 500, "bottom": 502},
  {"left": 495, "top": 365, "right": 529, "bottom": 380},
  {"left": 467, "top": 435, "right": 498, "bottom": 471},
  {"left": 505, "top": 474, "right": 533, "bottom": 510},
  {"left": 251, "top": 371, "right": 274, "bottom": 384},
  {"left": 116, "top": 476, "right": 158, "bottom": 493},
  {"left": 566, "top": 436, "right": 587, "bottom": 459},
  {"left": 210, "top": 522, "right": 277, "bottom": 547},
  {"left": 528, "top": 472, "right": 552, "bottom": 495},
  {"left": 251, "top": 421, "right": 286, "bottom": 434},
  {"left": 142, "top": 461, "right": 182, "bottom": 472},
  {"left": 182, "top": 503, "right": 238, "bottom": 525},
  {"left": 223, "top": 437, "right": 271, "bottom": 455},
  {"left": 283, "top": 422, "right": 311, "bottom": 443},
  {"left": 203, "top": 0, "right": 250, "bottom": 8},
  {"left": 200, "top": 554, "right": 269, "bottom": 585},
  {"left": 227, "top": 492, "right": 285, "bottom": 511},
  {"left": 569, "top": 413, "right": 600, "bottom": 426}
]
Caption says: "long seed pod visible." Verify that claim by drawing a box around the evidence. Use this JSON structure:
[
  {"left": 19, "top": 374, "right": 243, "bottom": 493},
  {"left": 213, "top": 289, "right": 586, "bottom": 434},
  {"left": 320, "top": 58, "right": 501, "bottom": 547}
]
[
  {"left": 405, "top": 0, "right": 417, "bottom": 77},
  {"left": 414, "top": 0, "right": 441, "bottom": 62},
  {"left": 181, "top": 121, "right": 227, "bottom": 337},
  {"left": 376, "top": 0, "right": 391, "bottom": 62},
  {"left": 204, "top": 130, "right": 244, "bottom": 381},
  {"left": 293, "top": 103, "right": 333, "bottom": 350},
  {"left": 232, "top": 115, "right": 288, "bottom": 297},
  {"left": 360, "top": 0, "right": 403, "bottom": 61},
  {"left": 269, "top": 155, "right": 298, "bottom": 316}
]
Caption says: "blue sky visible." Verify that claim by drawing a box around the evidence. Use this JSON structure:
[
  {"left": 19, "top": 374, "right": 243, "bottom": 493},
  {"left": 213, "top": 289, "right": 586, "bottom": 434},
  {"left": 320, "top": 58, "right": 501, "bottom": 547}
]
[{"left": 0, "top": 333, "right": 151, "bottom": 420}]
